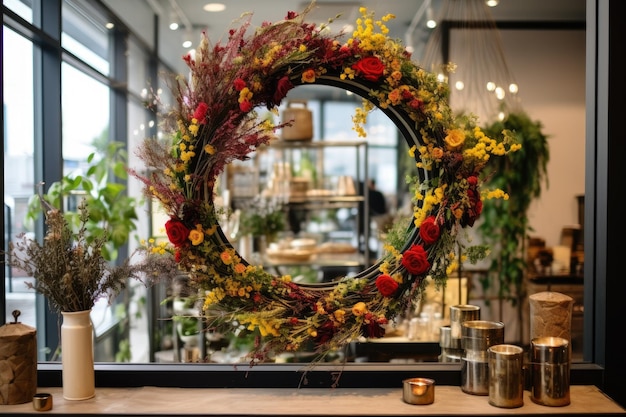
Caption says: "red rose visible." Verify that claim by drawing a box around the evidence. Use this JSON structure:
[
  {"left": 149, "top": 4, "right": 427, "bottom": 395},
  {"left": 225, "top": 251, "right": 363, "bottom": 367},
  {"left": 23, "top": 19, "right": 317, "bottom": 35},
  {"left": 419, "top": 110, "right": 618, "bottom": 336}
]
[
  {"left": 239, "top": 100, "right": 253, "bottom": 112},
  {"left": 375, "top": 274, "right": 399, "bottom": 297},
  {"left": 165, "top": 219, "right": 190, "bottom": 247},
  {"left": 409, "top": 99, "right": 424, "bottom": 110},
  {"left": 273, "top": 76, "right": 294, "bottom": 106},
  {"left": 351, "top": 56, "right": 385, "bottom": 82},
  {"left": 401, "top": 90, "right": 413, "bottom": 100},
  {"left": 419, "top": 216, "right": 441, "bottom": 245},
  {"left": 193, "top": 102, "right": 208, "bottom": 123},
  {"left": 233, "top": 78, "right": 246, "bottom": 91},
  {"left": 401, "top": 244, "right": 431, "bottom": 275}
]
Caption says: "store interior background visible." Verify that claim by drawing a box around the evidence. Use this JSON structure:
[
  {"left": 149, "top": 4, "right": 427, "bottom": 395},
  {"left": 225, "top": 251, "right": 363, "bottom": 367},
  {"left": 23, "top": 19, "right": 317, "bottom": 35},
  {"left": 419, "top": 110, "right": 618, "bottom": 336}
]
[{"left": 5, "top": 0, "right": 587, "bottom": 364}]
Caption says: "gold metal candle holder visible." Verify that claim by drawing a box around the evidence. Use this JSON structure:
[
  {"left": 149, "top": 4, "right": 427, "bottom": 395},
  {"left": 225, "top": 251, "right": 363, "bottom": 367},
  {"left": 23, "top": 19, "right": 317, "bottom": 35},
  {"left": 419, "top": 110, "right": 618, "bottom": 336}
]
[
  {"left": 402, "top": 378, "right": 435, "bottom": 405},
  {"left": 32, "top": 393, "right": 53, "bottom": 412}
]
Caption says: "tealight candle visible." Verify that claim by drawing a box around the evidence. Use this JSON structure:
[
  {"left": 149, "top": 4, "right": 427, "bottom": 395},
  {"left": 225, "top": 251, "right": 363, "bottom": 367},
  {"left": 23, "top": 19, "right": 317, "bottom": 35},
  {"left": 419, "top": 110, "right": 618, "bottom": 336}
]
[{"left": 402, "top": 377, "right": 435, "bottom": 405}]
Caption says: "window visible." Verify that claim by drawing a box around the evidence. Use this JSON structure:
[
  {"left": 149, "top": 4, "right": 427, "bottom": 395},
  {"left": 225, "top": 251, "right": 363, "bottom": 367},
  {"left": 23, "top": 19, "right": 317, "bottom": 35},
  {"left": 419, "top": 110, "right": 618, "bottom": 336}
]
[
  {"left": 1, "top": 1, "right": 618, "bottom": 396},
  {"left": 3, "top": 25, "right": 36, "bottom": 328}
]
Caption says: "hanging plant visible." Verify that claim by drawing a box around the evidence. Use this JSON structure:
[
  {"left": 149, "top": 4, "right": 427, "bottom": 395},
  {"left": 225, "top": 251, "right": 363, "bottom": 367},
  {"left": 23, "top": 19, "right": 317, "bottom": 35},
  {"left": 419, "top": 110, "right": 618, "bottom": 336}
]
[{"left": 479, "top": 111, "right": 550, "bottom": 337}]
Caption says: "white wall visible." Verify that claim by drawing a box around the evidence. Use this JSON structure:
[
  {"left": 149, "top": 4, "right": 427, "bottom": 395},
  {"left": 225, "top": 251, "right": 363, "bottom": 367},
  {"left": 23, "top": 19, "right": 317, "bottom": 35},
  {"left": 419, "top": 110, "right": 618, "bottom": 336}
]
[
  {"left": 501, "top": 29, "right": 586, "bottom": 248},
  {"left": 445, "top": 28, "right": 586, "bottom": 343}
]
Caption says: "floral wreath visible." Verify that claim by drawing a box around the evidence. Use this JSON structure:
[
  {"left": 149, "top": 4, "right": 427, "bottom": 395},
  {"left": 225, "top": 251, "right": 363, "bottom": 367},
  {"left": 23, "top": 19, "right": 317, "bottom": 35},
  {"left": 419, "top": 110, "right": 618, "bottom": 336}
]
[{"left": 133, "top": 2, "right": 519, "bottom": 363}]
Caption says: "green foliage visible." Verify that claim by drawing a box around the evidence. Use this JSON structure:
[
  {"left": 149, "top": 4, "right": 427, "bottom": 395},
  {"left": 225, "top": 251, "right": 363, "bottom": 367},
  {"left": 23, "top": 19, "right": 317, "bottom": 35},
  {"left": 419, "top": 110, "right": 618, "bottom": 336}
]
[
  {"left": 238, "top": 197, "right": 286, "bottom": 241},
  {"left": 479, "top": 111, "right": 550, "bottom": 302},
  {"left": 26, "top": 141, "right": 139, "bottom": 262},
  {"left": 175, "top": 316, "right": 200, "bottom": 336}
]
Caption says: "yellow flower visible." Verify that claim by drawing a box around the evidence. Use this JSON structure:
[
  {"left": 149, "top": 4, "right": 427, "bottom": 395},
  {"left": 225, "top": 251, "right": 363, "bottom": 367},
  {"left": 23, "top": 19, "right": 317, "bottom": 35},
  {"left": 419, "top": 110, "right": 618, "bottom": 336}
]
[
  {"left": 352, "top": 302, "right": 367, "bottom": 316},
  {"left": 444, "top": 128, "right": 466, "bottom": 150},
  {"left": 333, "top": 309, "right": 346, "bottom": 323},
  {"left": 238, "top": 87, "right": 253, "bottom": 103},
  {"left": 204, "top": 144, "right": 216, "bottom": 155},
  {"left": 180, "top": 150, "right": 196, "bottom": 162},
  {"left": 189, "top": 228, "right": 204, "bottom": 246}
]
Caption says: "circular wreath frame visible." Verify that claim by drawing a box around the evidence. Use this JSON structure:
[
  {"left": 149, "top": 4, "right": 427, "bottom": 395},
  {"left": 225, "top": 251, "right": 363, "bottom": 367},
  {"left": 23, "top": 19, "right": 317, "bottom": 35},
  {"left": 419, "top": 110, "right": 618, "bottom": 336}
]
[{"left": 133, "top": 4, "right": 517, "bottom": 362}]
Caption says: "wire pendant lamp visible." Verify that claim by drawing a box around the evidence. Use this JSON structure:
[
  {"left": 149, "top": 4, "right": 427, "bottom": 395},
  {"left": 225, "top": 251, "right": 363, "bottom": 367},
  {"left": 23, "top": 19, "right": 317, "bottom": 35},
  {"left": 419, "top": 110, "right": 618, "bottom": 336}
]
[{"left": 421, "top": 0, "right": 521, "bottom": 123}]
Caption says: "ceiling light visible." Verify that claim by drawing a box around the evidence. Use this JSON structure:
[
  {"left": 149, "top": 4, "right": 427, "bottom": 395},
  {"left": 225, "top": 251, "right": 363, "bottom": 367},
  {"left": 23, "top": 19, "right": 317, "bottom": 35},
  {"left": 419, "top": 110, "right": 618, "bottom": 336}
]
[
  {"left": 105, "top": 22, "right": 114, "bottom": 30},
  {"left": 169, "top": 11, "right": 179, "bottom": 30},
  {"left": 495, "top": 86, "right": 505, "bottom": 100},
  {"left": 203, "top": 3, "right": 226, "bottom": 12},
  {"left": 486, "top": 0, "right": 499, "bottom": 7},
  {"left": 426, "top": 6, "right": 437, "bottom": 29},
  {"left": 182, "top": 29, "right": 194, "bottom": 48}
]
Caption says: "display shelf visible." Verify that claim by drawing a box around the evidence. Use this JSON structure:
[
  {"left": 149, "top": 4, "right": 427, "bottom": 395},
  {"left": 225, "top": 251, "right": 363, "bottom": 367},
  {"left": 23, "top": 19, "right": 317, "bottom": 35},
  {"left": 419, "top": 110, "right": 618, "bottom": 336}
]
[{"left": 227, "top": 138, "right": 371, "bottom": 265}]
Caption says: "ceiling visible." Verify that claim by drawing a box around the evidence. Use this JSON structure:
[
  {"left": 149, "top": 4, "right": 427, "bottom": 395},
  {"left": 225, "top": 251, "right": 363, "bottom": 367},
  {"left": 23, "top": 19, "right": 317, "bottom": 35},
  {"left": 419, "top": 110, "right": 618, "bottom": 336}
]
[{"left": 103, "top": 0, "right": 586, "bottom": 75}]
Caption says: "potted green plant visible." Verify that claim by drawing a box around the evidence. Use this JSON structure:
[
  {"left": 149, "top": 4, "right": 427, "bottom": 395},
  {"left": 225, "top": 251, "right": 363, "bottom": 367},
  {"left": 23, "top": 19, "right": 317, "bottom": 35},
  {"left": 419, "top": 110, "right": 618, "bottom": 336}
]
[
  {"left": 26, "top": 141, "right": 139, "bottom": 262},
  {"left": 478, "top": 111, "right": 550, "bottom": 341},
  {"left": 238, "top": 196, "right": 286, "bottom": 250}
]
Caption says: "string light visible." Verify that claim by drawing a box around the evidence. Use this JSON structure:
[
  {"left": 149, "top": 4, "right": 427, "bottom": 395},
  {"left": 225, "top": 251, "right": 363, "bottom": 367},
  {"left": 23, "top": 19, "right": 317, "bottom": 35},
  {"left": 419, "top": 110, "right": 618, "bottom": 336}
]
[{"left": 422, "top": 0, "right": 521, "bottom": 123}]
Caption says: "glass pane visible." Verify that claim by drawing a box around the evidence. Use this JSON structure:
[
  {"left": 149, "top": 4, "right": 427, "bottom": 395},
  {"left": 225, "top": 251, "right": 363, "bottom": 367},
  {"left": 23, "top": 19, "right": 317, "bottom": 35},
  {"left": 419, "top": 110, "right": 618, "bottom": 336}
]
[
  {"left": 61, "top": 62, "right": 109, "bottom": 164},
  {"left": 4, "top": 0, "right": 34, "bottom": 25},
  {"left": 3, "top": 26, "right": 36, "bottom": 327},
  {"left": 128, "top": 37, "right": 148, "bottom": 96},
  {"left": 62, "top": 0, "right": 110, "bottom": 75},
  {"left": 323, "top": 101, "right": 359, "bottom": 141},
  {"left": 61, "top": 62, "right": 112, "bottom": 350},
  {"left": 361, "top": 109, "right": 398, "bottom": 147},
  {"left": 368, "top": 147, "right": 398, "bottom": 196}
]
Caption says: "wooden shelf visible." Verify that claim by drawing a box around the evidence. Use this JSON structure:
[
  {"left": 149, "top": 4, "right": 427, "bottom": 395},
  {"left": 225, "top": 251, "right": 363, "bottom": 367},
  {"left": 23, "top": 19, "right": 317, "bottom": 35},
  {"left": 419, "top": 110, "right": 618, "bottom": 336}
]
[{"left": 4, "top": 385, "right": 624, "bottom": 416}]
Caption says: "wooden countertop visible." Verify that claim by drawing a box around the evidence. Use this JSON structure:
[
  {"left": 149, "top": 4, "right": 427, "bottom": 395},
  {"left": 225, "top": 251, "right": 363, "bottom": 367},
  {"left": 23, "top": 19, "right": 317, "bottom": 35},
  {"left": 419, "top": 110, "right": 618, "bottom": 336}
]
[{"left": 2, "top": 385, "right": 624, "bottom": 416}]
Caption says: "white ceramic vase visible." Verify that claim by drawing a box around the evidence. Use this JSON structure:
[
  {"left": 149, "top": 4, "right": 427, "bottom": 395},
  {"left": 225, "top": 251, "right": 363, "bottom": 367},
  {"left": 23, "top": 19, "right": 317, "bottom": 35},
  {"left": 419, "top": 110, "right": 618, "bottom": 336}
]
[{"left": 61, "top": 310, "right": 95, "bottom": 400}]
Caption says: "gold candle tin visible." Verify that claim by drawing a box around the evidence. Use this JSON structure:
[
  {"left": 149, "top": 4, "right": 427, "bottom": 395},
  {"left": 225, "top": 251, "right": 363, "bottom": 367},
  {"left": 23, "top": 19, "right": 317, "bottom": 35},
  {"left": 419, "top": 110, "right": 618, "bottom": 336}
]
[
  {"left": 530, "top": 336, "right": 571, "bottom": 406},
  {"left": 32, "top": 393, "right": 53, "bottom": 412},
  {"left": 488, "top": 344, "right": 525, "bottom": 408},
  {"left": 402, "top": 378, "right": 435, "bottom": 405}
]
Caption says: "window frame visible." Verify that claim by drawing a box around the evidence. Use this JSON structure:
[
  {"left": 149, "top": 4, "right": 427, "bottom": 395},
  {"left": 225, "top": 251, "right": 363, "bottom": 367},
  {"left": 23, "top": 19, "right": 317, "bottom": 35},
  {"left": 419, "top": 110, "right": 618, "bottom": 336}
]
[{"left": 2, "top": 0, "right": 622, "bottom": 399}]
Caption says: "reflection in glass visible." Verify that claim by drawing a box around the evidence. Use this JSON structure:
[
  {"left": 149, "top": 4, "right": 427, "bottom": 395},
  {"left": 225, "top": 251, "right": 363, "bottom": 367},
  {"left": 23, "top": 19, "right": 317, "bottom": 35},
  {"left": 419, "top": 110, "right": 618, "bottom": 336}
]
[{"left": 62, "top": 0, "right": 110, "bottom": 75}]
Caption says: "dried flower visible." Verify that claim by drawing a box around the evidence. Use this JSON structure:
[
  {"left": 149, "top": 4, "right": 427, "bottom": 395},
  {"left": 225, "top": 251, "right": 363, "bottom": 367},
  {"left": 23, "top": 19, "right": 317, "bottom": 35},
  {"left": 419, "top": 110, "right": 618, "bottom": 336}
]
[{"left": 3, "top": 195, "right": 174, "bottom": 313}]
